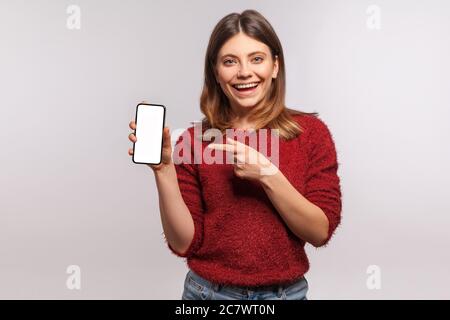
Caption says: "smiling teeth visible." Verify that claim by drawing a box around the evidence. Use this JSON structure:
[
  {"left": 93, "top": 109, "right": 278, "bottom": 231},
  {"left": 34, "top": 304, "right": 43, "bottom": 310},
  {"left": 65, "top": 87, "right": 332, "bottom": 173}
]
[{"left": 234, "top": 82, "right": 259, "bottom": 89}]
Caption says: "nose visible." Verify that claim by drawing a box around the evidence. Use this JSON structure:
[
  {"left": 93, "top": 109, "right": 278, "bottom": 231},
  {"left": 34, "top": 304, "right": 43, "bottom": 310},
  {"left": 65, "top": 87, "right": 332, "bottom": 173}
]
[{"left": 237, "top": 62, "right": 252, "bottom": 78}]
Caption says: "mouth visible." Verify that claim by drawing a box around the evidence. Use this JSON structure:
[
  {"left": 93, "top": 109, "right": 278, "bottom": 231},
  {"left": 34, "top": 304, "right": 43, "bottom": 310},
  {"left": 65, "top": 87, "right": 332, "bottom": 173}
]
[{"left": 231, "top": 82, "right": 260, "bottom": 96}]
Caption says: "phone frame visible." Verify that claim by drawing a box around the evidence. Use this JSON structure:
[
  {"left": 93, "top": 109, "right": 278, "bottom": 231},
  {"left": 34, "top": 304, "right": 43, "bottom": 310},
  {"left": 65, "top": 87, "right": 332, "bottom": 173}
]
[{"left": 132, "top": 103, "right": 166, "bottom": 165}]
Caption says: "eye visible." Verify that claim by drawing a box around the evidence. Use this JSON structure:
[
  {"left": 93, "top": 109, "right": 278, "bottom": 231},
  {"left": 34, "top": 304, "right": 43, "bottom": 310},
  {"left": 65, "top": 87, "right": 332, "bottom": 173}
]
[
  {"left": 224, "top": 59, "right": 235, "bottom": 65},
  {"left": 254, "top": 56, "right": 264, "bottom": 62}
]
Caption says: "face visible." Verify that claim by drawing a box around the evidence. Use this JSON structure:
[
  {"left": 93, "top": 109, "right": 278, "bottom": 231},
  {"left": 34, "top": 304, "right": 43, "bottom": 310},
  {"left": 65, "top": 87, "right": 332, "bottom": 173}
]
[{"left": 214, "top": 32, "right": 279, "bottom": 116}]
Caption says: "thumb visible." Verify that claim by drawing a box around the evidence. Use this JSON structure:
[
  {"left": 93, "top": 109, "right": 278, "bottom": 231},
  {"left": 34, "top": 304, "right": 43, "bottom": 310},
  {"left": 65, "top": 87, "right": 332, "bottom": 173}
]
[{"left": 163, "top": 127, "right": 171, "bottom": 147}]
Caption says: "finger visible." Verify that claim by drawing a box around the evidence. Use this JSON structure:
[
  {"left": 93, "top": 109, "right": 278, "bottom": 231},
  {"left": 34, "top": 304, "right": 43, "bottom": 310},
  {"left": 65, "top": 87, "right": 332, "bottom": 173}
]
[
  {"left": 226, "top": 137, "right": 238, "bottom": 145},
  {"left": 162, "top": 127, "right": 171, "bottom": 148},
  {"left": 207, "top": 143, "right": 236, "bottom": 153},
  {"left": 129, "top": 132, "right": 137, "bottom": 142},
  {"left": 129, "top": 121, "right": 136, "bottom": 130},
  {"left": 235, "top": 153, "right": 246, "bottom": 164},
  {"left": 226, "top": 137, "right": 247, "bottom": 152},
  {"left": 226, "top": 137, "right": 246, "bottom": 147},
  {"left": 128, "top": 148, "right": 134, "bottom": 155}
]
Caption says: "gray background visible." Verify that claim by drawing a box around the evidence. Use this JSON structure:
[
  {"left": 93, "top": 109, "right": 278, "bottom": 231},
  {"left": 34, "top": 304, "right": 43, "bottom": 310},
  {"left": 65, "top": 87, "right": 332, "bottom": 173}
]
[{"left": 1, "top": 0, "right": 449, "bottom": 299}]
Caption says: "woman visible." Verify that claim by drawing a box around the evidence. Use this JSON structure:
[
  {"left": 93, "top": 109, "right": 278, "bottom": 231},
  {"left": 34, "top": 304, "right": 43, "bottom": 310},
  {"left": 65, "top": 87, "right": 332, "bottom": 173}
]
[{"left": 127, "top": 9, "right": 342, "bottom": 300}]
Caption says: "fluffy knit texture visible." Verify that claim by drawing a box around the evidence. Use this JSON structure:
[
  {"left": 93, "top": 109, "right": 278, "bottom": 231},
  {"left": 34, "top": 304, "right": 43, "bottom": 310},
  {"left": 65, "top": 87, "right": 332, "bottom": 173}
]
[{"left": 166, "top": 114, "right": 342, "bottom": 287}]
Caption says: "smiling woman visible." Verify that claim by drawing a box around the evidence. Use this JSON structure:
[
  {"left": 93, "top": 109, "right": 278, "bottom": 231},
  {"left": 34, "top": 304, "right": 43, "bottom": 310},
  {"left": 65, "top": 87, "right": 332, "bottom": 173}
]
[
  {"left": 169, "top": 9, "right": 342, "bottom": 301},
  {"left": 128, "top": 8, "right": 343, "bottom": 301}
]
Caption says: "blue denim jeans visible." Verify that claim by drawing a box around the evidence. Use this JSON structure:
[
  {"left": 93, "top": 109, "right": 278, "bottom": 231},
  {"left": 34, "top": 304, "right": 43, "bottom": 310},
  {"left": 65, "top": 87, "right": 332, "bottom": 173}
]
[{"left": 182, "top": 269, "right": 309, "bottom": 300}]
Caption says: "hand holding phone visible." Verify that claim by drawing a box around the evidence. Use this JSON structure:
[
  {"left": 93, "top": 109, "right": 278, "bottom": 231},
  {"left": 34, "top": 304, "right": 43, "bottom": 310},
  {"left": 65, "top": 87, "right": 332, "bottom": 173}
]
[{"left": 128, "top": 102, "right": 172, "bottom": 171}]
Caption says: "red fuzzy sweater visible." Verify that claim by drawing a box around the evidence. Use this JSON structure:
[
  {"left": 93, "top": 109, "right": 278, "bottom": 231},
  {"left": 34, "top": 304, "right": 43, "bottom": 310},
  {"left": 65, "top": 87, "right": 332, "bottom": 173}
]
[{"left": 167, "top": 114, "right": 342, "bottom": 287}]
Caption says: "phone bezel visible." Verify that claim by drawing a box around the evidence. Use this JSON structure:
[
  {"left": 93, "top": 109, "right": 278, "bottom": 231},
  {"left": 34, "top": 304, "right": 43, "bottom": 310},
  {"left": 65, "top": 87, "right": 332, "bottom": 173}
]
[{"left": 132, "top": 103, "right": 166, "bottom": 165}]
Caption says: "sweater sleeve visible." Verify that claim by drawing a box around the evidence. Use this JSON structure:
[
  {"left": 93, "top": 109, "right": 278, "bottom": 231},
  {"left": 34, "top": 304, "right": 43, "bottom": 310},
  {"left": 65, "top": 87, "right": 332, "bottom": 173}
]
[
  {"left": 304, "top": 118, "right": 342, "bottom": 247},
  {"left": 166, "top": 129, "right": 205, "bottom": 258}
]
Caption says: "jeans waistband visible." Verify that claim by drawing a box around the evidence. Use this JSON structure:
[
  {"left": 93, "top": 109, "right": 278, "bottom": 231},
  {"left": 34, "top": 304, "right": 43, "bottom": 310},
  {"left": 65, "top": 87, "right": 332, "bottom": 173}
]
[{"left": 189, "top": 269, "right": 304, "bottom": 295}]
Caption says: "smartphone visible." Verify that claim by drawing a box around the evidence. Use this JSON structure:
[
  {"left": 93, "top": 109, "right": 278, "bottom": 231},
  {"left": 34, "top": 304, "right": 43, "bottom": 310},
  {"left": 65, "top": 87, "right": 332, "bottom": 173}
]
[{"left": 132, "top": 103, "right": 166, "bottom": 165}]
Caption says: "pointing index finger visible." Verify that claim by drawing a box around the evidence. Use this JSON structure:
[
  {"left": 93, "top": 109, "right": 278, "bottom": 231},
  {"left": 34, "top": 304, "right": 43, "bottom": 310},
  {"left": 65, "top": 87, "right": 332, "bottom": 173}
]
[{"left": 207, "top": 143, "right": 236, "bottom": 153}]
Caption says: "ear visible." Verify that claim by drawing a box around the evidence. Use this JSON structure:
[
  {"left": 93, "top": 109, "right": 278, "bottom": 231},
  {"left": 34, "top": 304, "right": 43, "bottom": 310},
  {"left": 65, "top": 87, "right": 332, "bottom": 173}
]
[{"left": 272, "top": 55, "right": 279, "bottom": 79}]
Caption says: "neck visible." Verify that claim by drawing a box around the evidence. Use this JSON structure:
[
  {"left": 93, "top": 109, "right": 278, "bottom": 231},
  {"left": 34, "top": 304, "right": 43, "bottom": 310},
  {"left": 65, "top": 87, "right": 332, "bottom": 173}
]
[
  {"left": 231, "top": 119, "right": 256, "bottom": 130},
  {"left": 229, "top": 110, "right": 254, "bottom": 129}
]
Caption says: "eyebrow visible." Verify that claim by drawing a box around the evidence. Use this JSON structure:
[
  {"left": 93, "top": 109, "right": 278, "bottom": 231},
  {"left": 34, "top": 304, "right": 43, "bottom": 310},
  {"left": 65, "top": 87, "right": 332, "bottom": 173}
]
[{"left": 220, "top": 51, "right": 267, "bottom": 59}]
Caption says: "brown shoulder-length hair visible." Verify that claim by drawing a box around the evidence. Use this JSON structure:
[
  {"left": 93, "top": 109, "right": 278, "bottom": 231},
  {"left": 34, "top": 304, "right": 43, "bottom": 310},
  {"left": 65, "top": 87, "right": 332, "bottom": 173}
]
[{"left": 196, "top": 9, "right": 318, "bottom": 141}]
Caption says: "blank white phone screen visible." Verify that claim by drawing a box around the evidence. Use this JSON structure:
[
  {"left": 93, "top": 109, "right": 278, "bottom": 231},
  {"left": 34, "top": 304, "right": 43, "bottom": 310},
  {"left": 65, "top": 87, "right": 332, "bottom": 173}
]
[{"left": 133, "top": 104, "right": 165, "bottom": 164}]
